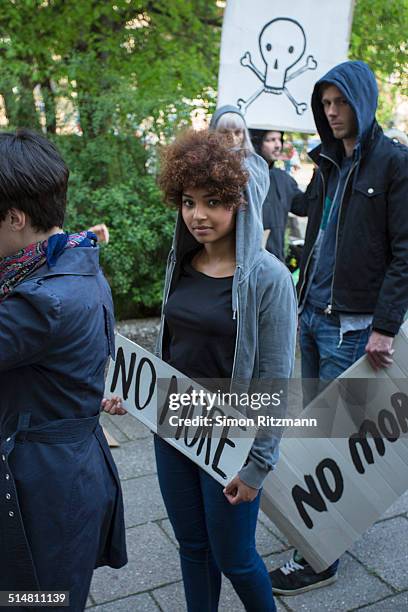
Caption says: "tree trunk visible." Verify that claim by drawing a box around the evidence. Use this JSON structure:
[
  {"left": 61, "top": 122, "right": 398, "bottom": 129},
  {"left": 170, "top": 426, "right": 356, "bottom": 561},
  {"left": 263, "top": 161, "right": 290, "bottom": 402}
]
[
  {"left": 15, "top": 75, "right": 40, "bottom": 130},
  {"left": 41, "top": 78, "right": 57, "bottom": 134}
]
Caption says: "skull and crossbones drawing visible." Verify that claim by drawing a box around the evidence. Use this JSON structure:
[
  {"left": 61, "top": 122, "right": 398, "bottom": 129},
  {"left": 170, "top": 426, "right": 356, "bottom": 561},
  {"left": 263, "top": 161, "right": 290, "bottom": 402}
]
[{"left": 237, "top": 17, "right": 318, "bottom": 115}]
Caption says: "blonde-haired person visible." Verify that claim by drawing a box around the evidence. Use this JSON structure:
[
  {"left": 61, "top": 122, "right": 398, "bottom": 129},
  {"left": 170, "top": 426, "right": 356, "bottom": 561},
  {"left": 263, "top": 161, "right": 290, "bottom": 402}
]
[{"left": 210, "top": 105, "right": 255, "bottom": 154}]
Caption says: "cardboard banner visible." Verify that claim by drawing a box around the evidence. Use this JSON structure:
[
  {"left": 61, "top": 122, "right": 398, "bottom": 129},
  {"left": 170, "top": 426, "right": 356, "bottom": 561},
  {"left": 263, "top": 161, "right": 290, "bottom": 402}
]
[
  {"left": 104, "top": 334, "right": 257, "bottom": 485},
  {"left": 262, "top": 321, "right": 408, "bottom": 572},
  {"left": 218, "top": 0, "right": 354, "bottom": 132}
]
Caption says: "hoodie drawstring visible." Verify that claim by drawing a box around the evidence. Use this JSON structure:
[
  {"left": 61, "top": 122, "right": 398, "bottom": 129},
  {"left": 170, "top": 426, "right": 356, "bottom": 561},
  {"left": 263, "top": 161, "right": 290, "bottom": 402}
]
[{"left": 232, "top": 266, "right": 240, "bottom": 318}]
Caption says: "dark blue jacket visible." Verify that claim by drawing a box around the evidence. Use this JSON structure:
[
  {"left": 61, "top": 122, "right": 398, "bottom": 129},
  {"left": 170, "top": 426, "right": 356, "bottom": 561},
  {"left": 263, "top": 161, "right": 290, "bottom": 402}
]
[
  {"left": 296, "top": 61, "right": 408, "bottom": 334},
  {"left": 0, "top": 247, "right": 127, "bottom": 610}
]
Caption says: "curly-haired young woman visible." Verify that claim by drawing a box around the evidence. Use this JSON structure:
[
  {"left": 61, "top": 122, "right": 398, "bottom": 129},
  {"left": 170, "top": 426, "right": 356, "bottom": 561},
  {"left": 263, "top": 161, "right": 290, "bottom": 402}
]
[
  {"left": 104, "top": 119, "right": 297, "bottom": 610},
  {"left": 153, "top": 124, "right": 297, "bottom": 612}
]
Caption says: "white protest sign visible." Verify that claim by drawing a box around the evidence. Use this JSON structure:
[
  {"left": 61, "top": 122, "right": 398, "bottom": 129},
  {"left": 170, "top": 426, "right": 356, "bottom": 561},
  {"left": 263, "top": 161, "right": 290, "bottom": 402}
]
[
  {"left": 104, "top": 334, "right": 257, "bottom": 485},
  {"left": 261, "top": 321, "right": 408, "bottom": 572},
  {"left": 218, "top": 0, "right": 354, "bottom": 132}
]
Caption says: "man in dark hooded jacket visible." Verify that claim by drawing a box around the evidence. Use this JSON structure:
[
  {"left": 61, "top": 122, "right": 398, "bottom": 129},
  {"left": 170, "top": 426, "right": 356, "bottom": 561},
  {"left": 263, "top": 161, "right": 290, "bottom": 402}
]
[
  {"left": 269, "top": 60, "right": 408, "bottom": 595},
  {"left": 250, "top": 129, "right": 306, "bottom": 261}
]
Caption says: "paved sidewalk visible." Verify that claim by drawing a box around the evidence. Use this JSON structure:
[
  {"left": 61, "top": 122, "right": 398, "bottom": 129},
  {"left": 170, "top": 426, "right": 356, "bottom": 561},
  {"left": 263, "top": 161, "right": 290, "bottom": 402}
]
[{"left": 86, "top": 323, "right": 408, "bottom": 611}]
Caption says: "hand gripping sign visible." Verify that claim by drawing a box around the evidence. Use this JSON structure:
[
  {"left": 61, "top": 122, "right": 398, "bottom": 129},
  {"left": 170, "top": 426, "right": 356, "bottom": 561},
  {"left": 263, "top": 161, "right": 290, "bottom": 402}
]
[
  {"left": 261, "top": 321, "right": 408, "bottom": 572},
  {"left": 104, "top": 334, "right": 257, "bottom": 485},
  {"left": 218, "top": 0, "right": 354, "bottom": 132}
]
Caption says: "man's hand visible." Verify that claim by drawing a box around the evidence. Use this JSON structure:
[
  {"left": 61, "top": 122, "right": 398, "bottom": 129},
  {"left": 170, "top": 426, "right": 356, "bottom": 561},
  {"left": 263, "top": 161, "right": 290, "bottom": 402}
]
[
  {"left": 365, "top": 331, "right": 394, "bottom": 370},
  {"left": 101, "top": 395, "right": 127, "bottom": 415},
  {"left": 223, "top": 475, "right": 258, "bottom": 505}
]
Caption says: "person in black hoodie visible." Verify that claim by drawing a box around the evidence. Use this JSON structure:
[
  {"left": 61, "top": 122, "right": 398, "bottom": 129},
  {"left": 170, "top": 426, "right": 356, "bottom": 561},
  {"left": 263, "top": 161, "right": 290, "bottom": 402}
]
[
  {"left": 269, "top": 60, "right": 408, "bottom": 595},
  {"left": 250, "top": 129, "right": 307, "bottom": 262}
]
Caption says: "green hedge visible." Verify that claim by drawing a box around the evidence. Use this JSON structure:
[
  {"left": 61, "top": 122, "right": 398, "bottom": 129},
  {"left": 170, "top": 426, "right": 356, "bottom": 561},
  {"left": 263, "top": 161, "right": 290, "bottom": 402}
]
[{"left": 57, "top": 134, "right": 176, "bottom": 319}]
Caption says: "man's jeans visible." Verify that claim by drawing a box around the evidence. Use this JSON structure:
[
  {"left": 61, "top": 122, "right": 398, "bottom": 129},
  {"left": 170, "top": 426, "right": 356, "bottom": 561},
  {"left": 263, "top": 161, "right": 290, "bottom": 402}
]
[
  {"left": 154, "top": 434, "right": 276, "bottom": 612},
  {"left": 299, "top": 303, "right": 371, "bottom": 573},
  {"left": 300, "top": 303, "right": 371, "bottom": 407}
]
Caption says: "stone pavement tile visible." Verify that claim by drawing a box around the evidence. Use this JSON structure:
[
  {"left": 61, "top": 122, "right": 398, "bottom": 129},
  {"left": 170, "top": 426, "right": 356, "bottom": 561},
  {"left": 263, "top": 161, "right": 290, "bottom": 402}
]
[
  {"left": 151, "top": 581, "right": 186, "bottom": 612},
  {"left": 258, "top": 509, "right": 292, "bottom": 549},
  {"left": 159, "top": 519, "right": 178, "bottom": 547},
  {"left": 274, "top": 596, "right": 292, "bottom": 611},
  {"left": 379, "top": 489, "right": 408, "bottom": 520},
  {"left": 87, "top": 593, "right": 159, "bottom": 611},
  {"left": 116, "top": 319, "right": 160, "bottom": 354},
  {"left": 256, "top": 520, "right": 289, "bottom": 556},
  {"left": 351, "top": 516, "right": 408, "bottom": 590},
  {"left": 100, "top": 412, "right": 129, "bottom": 443},
  {"left": 122, "top": 475, "right": 167, "bottom": 528},
  {"left": 90, "top": 523, "right": 181, "bottom": 603},
  {"left": 110, "top": 438, "right": 157, "bottom": 480},
  {"left": 152, "top": 578, "right": 287, "bottom": 612},
  {"left": 108, "top": 412, "right": 151, "bottom": 440},
  {"left": 264, "top": 552, "right": 392, "bottom": 612},
  {"left": 361, "top": 591, "right": 408, "bottom": 611}
]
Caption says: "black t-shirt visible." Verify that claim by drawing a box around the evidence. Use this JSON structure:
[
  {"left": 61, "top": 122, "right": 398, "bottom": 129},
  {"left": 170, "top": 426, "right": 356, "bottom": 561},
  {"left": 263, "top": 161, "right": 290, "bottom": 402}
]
[{"left": 164, "top": 255, "right": 237, "bottom": 382}]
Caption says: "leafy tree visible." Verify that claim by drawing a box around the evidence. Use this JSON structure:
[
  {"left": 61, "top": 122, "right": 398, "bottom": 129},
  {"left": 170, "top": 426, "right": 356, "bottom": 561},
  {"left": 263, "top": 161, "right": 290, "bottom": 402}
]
[
  {"left": 350, "top": 0, "right": 408, "bottom": 125},
  {"left": 351, "top": 0, "right": 408, "bottom": 90},
  {"left": 0, "top": 0, "right": 223, "bottom": 317},
  {"left": 0, "top": 0, "right": 406, "bottom": 316}
]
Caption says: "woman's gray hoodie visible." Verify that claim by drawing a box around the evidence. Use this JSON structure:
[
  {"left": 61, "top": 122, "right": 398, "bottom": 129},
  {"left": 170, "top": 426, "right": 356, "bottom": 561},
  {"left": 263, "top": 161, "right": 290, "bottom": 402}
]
[{"left": 156, "top": 108, "right": 297, "bottom": 488}]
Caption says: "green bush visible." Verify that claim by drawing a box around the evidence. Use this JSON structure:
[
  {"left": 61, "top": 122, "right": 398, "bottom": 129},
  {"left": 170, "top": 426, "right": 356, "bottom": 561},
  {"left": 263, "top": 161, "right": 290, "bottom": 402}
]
[{"left": 58, "top": 134, "right": 176, "bottom": 319}]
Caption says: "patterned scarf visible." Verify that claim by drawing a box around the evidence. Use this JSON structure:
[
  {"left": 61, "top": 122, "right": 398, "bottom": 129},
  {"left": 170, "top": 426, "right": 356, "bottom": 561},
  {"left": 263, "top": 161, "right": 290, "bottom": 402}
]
[{"left": 0, "top": 231, "right": 97, "bottom": 303}]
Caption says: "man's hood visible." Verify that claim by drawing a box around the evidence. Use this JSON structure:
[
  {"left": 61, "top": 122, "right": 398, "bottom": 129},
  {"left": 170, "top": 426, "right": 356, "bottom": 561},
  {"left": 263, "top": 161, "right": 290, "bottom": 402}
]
[{"left": 311, "top": 60, "right": 378, "bottom": 155}]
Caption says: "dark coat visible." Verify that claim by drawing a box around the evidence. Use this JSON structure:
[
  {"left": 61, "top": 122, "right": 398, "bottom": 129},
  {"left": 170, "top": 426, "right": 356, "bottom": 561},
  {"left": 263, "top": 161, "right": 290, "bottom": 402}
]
[
  {"left": 262, "top": 166, "right": 305, "bottom": 261},
  {"left": 296, "top": 61, "right": 408, "bottom": 335},
  {"left": 0, "top": 247, "right": 127, "bottom": 611}
]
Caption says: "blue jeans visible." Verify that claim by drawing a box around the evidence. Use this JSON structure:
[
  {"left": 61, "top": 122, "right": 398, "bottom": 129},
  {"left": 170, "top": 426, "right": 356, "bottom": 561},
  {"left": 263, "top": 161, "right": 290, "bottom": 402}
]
[
  {"left": 154, "top": 435, "right": 276, "bottom": 612},
  {"left": 300, "top": 303, "right": 371, "bottom": 408},
  {"left": 299, "top": 303, "right": 371, "bottom": 573}
]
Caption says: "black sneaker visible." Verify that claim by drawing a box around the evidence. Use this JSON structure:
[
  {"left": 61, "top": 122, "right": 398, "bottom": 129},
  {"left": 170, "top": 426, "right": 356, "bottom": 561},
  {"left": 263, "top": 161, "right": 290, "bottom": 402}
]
[{"left": 269, "top": 553, "right": 337, "bottom": 596}]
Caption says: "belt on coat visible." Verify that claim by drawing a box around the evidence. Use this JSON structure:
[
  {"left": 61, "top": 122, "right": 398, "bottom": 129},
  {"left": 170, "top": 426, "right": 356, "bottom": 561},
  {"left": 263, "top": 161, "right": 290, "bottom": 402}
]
[{"left": 0, "top": 413, "right": 100, "bottom": 591}]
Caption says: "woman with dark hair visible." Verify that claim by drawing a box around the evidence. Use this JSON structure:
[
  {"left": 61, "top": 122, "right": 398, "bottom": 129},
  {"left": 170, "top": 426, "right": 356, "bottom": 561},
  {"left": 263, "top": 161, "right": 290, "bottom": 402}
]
[{"left": 0, "top": 129, "right": 127, "bottom": 611}]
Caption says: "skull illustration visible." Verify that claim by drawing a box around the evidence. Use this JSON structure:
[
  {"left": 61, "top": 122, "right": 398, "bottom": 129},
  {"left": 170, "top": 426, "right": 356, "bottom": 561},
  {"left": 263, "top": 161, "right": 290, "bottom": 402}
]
[{"left": 259, "top": 18, "right": 306, "bottom": 90}]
